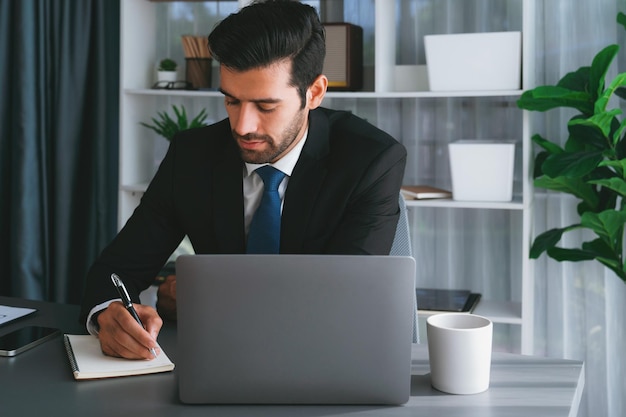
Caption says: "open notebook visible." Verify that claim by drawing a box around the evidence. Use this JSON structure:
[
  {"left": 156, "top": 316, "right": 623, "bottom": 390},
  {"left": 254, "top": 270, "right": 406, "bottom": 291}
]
[{"left": 64, "top": 334, "right": 174, "bottom": 380}]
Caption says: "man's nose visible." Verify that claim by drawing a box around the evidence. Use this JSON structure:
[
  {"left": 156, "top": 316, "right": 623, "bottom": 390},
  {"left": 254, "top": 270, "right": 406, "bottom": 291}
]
[{"left": 232, "top": 103, "right": 260, "bottom": 136}]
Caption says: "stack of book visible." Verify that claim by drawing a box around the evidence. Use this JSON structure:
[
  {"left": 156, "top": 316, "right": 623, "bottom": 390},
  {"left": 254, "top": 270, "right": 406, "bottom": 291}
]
[
  {"left": 415, "top": 288, "right": 481, "bottom": 315},
  {"left": 401, "top": 185, "right": 452, "bottom": 200}
]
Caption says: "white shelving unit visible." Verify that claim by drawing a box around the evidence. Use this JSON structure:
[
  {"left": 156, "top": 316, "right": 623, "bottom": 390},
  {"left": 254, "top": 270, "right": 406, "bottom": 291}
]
[{"left": 119, "top": 0, "right": 535, "bottom": 353}]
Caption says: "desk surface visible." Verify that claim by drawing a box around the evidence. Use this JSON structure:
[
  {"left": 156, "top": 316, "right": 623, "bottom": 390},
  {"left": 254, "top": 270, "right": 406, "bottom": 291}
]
[{"left": 0, "top": 296, "right": 584, "bottom": 417}]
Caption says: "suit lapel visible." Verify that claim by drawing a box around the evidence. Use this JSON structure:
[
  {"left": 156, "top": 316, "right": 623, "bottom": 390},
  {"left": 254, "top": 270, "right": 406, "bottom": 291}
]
[
  {"left": 213, "top": 140, "right": 247, "bottom": 253},
  {"left": 281, "top": 109, "right": 330, "bottom": 252}
]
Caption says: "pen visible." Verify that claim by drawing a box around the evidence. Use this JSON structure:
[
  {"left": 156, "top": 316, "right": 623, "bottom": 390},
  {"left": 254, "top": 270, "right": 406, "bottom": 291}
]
[{"left": 110, "top": 273, "right": 158, "bottom": 358}]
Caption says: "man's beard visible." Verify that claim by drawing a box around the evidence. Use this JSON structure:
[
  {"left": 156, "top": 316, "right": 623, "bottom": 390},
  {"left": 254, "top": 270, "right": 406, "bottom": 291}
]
[{"left": 234, "top": 110, "right": 306, "bottom": 164}]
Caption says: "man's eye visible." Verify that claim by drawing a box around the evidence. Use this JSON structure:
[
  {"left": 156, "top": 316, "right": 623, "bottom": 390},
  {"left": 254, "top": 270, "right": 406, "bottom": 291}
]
[
  {"left": 257, "top": 105, "right": 276, "bottom": 113},
  {"left": 225, "top": 99, "right": 239, "bottom": 107}
]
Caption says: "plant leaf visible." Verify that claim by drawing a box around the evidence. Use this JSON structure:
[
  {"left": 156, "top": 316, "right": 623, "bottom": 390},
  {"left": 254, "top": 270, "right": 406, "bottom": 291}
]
[
  {"left": 616, "top": 86, "right": 626, "bottom": 100},
  {"left": 582, "top": 238, "right": 619, "bottom": 264},
  {"left": 517, "top": 86, "right": 593, "bottom": 114},
  {"left": 534, "top": 176, "right": 599, "bottom": 208},
  {"left": 547, "top": 246, "right": 597, "bottom": 262},
  {"left": 618, "top": 12, "right": 626, "bottom": 31},
  {"left": 533, "top": 151, "right": 550, "bottom": 178},
  {"left": 566, "top": 118, "right": 611, "bottom": 152},
  {"left": 541, "top": 150, "right": 604, "bottom": 178},
  {"left": 589, "top": 44, "right": 619, "bottom": 101},
  {"left": 545, "top": 244, "right": 626, "bottom": 280},
  {"left": 190, "top": 108, "right": 208, "bottom": 128},
  {"left": 580, "top": 209, "right": 626, "bottom": 248},
  {"left": 569, "top": 109, "right": 621, "bottom": 140},
  {"left": 614, "top": 117, "right": 626, "bottom": 147},
  {"left": 595, "top": 72, "right": 626, "bottom": 115},
  {"left": 581, "top": 239, "right": 625, "bottom": 279},
  {"left": 589, "top": 177, "right": 626, "bottom": 197},
  {"left": 557, "top": 66, "right": 590, "bottom": 92},
  {"left": 531, "top": 133, "right": 563, "bottom": 154},
  {"left": 173, "top": 105, "right": 188, "bottom": 130},
  {"left": 530, "top": 225, "right": 581, "bottom": 258},
  {"left": 598, "top": 159, "right": 626, "bottom": 178}
]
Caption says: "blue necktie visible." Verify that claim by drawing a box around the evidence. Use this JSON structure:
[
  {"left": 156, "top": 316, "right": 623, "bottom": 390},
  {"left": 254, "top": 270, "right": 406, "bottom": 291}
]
[{"left": 247, "top": 166, "right": 286, "bottom": 254}]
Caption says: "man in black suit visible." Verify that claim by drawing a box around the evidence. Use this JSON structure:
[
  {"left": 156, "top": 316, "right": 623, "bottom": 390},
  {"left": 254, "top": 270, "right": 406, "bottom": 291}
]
[{"left": 80, "top": 0, "right": 406, "bottom": 359}]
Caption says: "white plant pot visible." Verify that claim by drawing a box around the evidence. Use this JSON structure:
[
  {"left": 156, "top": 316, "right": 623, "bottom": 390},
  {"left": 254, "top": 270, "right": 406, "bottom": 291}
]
[
  {"left": 157, "top": 70, "right": 178, "bottom": 82},
  {"left": 424, "top": 31, "right": 521, "bottom": 91},
  {"left": 448, "top": 140, "right": 515, "bottom": 202}
]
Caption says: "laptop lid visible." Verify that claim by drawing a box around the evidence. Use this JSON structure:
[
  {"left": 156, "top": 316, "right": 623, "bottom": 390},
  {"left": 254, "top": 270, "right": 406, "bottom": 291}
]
[{"left": 176, "top": 254, "right": 415, "bottom": 405}]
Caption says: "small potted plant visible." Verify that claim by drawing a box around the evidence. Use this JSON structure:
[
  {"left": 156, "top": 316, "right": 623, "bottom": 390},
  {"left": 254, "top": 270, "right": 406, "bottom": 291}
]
[
  {"left": 157, "top": 58, "right": 178, "bottom": 82},
  {"left": 140, "top": 104, "right": 209, "bottom": 142}
]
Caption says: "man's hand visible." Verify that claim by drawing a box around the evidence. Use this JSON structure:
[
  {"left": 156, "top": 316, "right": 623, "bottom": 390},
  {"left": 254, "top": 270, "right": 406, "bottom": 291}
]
[
  {"left": 157, "top": 274, "right": 177, "bottom": 321},
  {"left": 96, "top": 301, "right": 162, "bottom": 360}
]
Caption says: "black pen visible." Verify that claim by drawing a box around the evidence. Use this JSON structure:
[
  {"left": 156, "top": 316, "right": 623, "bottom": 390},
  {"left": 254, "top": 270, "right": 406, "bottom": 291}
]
[{"left": 110, "top": 273, "right": 157, "bottom": 358}]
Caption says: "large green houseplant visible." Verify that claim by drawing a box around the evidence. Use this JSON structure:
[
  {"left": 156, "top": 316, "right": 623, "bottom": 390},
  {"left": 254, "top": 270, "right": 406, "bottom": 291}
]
[{"left": 517, "top": 12, "right": 626, "bottom": 282}]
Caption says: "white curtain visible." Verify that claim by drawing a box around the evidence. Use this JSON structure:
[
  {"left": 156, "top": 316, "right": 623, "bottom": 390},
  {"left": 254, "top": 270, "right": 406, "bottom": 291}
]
[{"left": 532, "top": 1, "right": 625, "bottom": 416}]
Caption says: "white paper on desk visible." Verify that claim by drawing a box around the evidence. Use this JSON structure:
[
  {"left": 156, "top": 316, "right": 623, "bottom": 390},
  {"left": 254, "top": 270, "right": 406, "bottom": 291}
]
[
  {"left": 64, "top": 334, "right": 175, "bottom": 380},
  {"left": 0, "top": 305, "right": 37, "bottom": 326}
]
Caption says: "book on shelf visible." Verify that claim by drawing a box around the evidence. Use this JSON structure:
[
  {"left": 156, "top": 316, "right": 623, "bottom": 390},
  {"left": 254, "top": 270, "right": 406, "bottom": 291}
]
[
  {"left": 401, "top": 185, "right": 452, "bottom": 200},
  {"left": 416, "top": 288, "right": 481, "bottom": 315},
  {"left": 64, "top": 334, "right": 175, "bottom": 380}
]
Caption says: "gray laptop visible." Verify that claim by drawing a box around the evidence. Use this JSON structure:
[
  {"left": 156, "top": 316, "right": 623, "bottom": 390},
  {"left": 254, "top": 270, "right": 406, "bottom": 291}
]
[{"left": 176, "top": 254, "right": 416, "bottom": 405}]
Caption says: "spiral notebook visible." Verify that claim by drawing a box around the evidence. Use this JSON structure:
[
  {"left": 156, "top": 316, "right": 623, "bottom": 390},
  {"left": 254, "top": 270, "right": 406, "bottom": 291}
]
[{"left": 64, "top": 334, "right": 174, "bottom": 380}]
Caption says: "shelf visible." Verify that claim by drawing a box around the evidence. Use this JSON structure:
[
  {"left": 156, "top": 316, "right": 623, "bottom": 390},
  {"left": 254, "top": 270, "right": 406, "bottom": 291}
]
[
  {"left": 405, "top": 196, "right": 526, "bottom": 210},
  {"left": 122, "top": 184, "right": 527, "bottom": 210},
  {"left": 124, "top": 88, "right": 525, "bottom": 99},
  {"left": 119, "top": 0, "right": 536, "bottom": 354},
  {"left": 325, "top": 90, "right": 524, "bottom": 99},
  {"left": 472, "top": 300, "right": 522, "bottom": 325},
  {"left": 417, "top": 300, "right": 522, "bottom": 325},
  {"left": 125, "top": 88, "right": 223, "bottom": 97}
]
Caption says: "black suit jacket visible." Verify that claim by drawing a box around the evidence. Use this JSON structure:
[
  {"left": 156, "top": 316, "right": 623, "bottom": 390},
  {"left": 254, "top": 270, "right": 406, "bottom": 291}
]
[{"left": 80, "top": 107, "right": 407, "bottom": 322}]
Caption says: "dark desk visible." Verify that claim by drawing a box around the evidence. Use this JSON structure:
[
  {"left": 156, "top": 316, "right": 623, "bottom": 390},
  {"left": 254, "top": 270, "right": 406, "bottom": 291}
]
[{"left": 0, "top": 296, "right": 584, "bottom": 417}]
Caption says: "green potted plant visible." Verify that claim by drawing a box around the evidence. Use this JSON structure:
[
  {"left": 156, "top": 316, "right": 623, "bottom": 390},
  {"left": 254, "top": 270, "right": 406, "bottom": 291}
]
[
  {"left": 157, "top": 58, "right": 178, "bottom": 82},
  {"left": 517, "top": 12, "right": 626, "bottom": 282},
  {"left": 140, "top": 105, "right": 209, "bottom": 141}
]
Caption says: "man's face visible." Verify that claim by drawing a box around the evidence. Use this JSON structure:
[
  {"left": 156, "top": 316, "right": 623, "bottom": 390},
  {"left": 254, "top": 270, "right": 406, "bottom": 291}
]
[{"left": 219, "top": 61, "right": 308, "bottom": 164}]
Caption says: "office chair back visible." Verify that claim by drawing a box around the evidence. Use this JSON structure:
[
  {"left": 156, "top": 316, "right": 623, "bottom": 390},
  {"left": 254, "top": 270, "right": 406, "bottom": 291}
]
[{"left": 390, "top": 193, "right": 418, "bottom": 343}]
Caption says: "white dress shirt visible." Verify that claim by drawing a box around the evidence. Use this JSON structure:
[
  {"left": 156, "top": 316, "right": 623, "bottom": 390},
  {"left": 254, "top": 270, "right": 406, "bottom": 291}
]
[{"left": 242, "top": 129, "right": 308, "bottom": 234}]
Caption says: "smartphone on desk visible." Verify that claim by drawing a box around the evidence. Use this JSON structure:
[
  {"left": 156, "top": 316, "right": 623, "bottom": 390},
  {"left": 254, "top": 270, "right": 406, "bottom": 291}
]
[{"left": 0, "top": 326, "right": 61, "bottom": 357}]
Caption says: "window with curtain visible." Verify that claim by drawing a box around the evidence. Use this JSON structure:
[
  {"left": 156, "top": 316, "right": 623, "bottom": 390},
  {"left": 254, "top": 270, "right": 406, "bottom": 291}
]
[{"left": 0, "top": 0, "right": 120, "bottom": 304}]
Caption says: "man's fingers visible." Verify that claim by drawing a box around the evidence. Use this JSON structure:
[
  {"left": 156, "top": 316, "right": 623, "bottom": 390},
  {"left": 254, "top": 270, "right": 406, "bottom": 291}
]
[
  {"left": 98, "top": 302, "right": 162, "bottom": 359},
  {"left": 134, "top": 303, "right": 163, "bottom": 342}
]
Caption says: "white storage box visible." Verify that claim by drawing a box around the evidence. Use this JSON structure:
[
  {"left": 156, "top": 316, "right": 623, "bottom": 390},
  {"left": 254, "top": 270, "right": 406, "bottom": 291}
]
[
  {"left": 448, "top": 140, "right": 515, "bottom": 202},
  {"left": 424, "top": 31, "right": 521, "bottom": 91}
]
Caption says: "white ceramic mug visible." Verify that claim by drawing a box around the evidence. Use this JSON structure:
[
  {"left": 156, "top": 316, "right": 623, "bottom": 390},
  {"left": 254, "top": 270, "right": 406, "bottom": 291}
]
[{"left": 426, "top": 313, "right": 493, "bottom": 394}]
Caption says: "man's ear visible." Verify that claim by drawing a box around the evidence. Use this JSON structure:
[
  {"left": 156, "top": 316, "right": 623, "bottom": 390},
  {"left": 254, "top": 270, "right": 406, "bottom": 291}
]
[{"left": 307, "top": 74, "right": 328, "bottom": 109}]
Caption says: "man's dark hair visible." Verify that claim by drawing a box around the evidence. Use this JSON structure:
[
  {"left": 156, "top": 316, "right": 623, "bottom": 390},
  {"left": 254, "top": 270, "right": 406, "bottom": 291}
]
[{"left": 208, "top": 0, "right": 326, "bottom": 108}]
